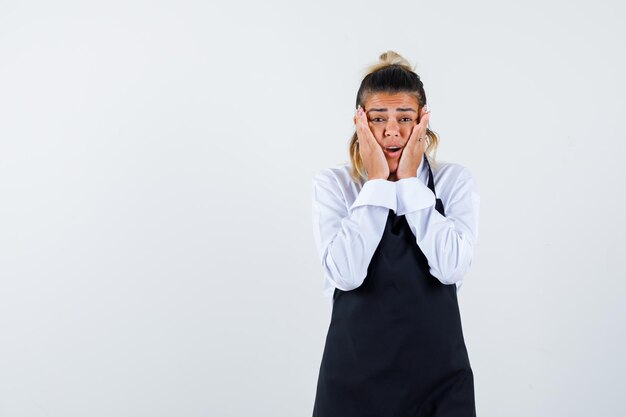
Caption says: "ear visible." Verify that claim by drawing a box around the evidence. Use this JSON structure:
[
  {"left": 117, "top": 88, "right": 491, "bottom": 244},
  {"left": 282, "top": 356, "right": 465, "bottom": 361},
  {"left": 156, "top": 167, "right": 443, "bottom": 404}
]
[{"left": 353, "top": 116, "right": 356, "bottom": 125}]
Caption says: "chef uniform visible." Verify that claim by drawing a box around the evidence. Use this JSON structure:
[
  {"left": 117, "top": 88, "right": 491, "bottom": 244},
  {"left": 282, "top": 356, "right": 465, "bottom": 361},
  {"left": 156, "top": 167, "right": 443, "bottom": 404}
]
[{"left": 312, "top": 155, "right": 476, "bottom": 417}]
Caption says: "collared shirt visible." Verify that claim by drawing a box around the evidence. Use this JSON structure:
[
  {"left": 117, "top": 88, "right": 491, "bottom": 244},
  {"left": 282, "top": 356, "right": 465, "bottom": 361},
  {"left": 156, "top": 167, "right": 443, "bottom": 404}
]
[{"left": 311, "top": 157, "right": 480, "bottom": 307}]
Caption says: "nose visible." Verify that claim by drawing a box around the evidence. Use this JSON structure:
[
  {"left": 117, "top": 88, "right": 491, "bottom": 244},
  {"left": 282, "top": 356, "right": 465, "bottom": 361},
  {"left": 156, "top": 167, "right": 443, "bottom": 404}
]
[{"left": 384, "top": 119, "right": 400, "bottom": 137}]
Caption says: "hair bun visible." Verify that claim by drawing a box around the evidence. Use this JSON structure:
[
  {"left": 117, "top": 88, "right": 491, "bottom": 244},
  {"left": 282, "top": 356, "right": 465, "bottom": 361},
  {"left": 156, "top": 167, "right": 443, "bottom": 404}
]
[{"left": 364, "top": 50, "right": 414, "bottom": 74}]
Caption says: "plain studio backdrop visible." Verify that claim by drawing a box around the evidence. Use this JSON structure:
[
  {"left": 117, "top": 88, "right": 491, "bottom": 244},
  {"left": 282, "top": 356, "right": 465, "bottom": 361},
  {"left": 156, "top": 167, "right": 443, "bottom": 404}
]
[{"left": 1, "top": 0, "right": 625, "bottom": 416}]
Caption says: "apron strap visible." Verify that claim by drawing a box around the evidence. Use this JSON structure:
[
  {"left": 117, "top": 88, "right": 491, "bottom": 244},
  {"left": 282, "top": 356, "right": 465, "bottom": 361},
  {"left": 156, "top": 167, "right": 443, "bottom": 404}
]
[{"left": 424, "top": 155, "right": 446, "bottom": 217}]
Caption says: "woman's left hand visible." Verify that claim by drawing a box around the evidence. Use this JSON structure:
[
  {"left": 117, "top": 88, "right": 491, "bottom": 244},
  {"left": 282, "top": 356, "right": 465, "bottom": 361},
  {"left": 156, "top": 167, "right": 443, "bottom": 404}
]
[{"left": 396, "top": 105, "right": 431, "bottom": 180}]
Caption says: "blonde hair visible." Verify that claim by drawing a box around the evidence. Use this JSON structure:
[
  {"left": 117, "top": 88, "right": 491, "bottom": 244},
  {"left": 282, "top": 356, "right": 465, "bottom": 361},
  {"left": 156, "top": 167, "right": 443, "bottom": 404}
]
[{"left": 348, "top": 50, "right": 440, "bottom": 183}]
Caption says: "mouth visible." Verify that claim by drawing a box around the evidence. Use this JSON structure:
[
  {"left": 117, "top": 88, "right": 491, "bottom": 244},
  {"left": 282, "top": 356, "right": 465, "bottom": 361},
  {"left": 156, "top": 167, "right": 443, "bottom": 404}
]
[{"left": 384, "top": 146, "right": 402, "bottom": 158}]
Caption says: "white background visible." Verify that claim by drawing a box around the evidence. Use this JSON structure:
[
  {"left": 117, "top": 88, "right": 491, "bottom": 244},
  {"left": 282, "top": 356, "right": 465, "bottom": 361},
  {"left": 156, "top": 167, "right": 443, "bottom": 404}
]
[{"left": 1, "top": 1, "right": 625, "bottom": 416}]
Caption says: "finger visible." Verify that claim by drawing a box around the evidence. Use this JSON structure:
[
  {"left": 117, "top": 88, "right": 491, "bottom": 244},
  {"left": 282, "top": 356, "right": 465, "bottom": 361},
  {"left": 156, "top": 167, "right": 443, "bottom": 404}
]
[
  {"left": 415, "top": 107, "right": 427, "bottom": 127},
  {"left": 415, "top": 112, "right": 430, "bottom": 139},
  {"left": 356, "top": 106, "right": 366, "bottom": 133},
  {"left": 408, "top": 123, "right": 427, "bottom": 149},
  {"left": 420, "top": 114, "right": 430, "bottom": 138},
  {"left": 408, "top": 119, "right": 423, "bottom": 144},
  {"left": 355, "top": 107, "right": 366, "bottom": 143},
  {"left": 356, "top": 108, "right": 374, "bottom": 153},
  {"left": 357, "top": 106, "right": 377, "bottom": 146},
  {"left": 416, "top": 106, "right": 429, "bottom": 128}
]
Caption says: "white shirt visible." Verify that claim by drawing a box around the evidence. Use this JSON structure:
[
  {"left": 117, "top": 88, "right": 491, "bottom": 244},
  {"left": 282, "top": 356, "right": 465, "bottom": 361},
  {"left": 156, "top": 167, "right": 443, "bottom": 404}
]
[{"left": 311, "top": 157, "right": 480, "bottom": 307}]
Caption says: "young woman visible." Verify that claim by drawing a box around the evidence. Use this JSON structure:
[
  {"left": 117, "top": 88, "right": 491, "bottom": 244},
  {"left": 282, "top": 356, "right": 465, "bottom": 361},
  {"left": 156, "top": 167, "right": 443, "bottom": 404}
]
[{"left": 311, "top": 51, "right": 480, "bottom": 416}]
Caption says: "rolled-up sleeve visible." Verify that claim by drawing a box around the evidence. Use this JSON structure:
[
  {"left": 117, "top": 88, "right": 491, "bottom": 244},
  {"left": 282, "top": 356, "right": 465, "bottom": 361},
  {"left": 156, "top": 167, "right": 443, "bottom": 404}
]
[
  {"left": 350, "top": 178, "right": 397, "bottom": 212},
  {"left": 312, "top": 173, "right": 396, "bottom": 295},
  {"left": 396, "top": 167, "right": 480, "bottom": 288}
]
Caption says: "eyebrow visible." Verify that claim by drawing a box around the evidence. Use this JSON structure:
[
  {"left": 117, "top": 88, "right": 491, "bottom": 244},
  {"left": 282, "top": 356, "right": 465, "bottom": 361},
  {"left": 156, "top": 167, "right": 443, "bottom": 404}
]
[{"left": 366, "top": 108, "right": 417, "bottom": 113}]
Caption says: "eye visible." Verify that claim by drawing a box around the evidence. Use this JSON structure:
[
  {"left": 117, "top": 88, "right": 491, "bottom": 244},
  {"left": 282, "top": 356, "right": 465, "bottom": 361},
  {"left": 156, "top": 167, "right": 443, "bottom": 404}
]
[
  {"left": 371, "top": 117, "right": 384, "bottom": 122},
  {"left": 401, "top": 117, "right": 413, "bottom": 122}
]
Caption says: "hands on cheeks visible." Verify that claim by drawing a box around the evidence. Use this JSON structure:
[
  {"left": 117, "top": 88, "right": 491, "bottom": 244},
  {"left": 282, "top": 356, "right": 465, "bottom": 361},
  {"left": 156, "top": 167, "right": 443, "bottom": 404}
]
[
  {"left": 355, "top": 105, "right": 390, "bottom": 181},
  {"left": 396, "top": 105, "right": 431, "bottom": 180}
]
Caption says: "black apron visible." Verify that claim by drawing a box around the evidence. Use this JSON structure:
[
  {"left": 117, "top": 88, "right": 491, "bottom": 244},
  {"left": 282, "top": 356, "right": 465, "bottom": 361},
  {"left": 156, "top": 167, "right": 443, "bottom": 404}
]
[{"left": 313, "top": 156, "right": 476, "bottom": 417}]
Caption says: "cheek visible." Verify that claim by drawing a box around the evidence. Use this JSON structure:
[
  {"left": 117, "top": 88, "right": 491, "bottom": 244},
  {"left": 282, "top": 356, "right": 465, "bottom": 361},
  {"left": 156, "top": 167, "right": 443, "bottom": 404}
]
[
  {"left": 402, "top": 126, "right": 414, "bottom": 137},
  {"left": 369, "top": 125, "right": 384, "bottom": 141}
]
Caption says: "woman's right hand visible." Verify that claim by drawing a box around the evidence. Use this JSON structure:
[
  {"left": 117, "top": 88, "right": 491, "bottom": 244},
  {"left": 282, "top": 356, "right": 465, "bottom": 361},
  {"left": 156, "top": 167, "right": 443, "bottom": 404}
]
[{"left": 355, "top": 105, "right": 389, "bottom": 181}]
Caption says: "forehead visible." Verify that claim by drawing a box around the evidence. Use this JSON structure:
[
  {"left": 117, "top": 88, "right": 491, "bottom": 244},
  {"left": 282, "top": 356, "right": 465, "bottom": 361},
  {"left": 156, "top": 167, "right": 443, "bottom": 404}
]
[{"left": 363, "top": 92, "right": 419, "bottom": 111}]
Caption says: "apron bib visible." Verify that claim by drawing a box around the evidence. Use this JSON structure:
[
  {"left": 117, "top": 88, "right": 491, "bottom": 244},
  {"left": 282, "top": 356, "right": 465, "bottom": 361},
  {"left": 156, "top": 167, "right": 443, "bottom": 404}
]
[{"left": 313, "top": 156, "right": 476, "bottom": 417}]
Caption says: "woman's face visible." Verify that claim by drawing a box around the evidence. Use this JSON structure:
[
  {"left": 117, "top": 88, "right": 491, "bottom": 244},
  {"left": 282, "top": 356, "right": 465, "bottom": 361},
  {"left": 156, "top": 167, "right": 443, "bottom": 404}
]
[{"left": 356, "top": 92, "right": 421, "bottom": 175}]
